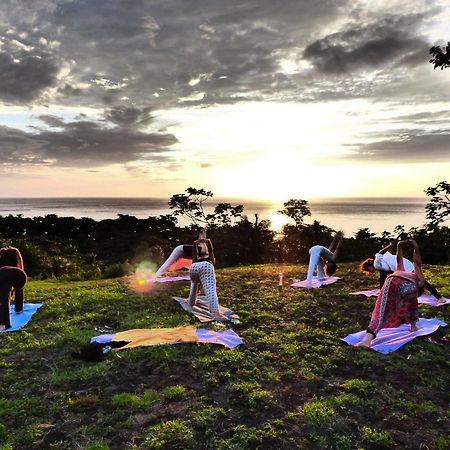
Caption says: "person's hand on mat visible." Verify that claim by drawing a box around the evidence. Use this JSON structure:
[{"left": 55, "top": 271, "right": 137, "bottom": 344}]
[{"left": 410, "top": 323, "right": 420, "bottom": 333}]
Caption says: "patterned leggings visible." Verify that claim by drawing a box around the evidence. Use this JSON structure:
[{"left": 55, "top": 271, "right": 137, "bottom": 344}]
[
  {"left": 188, "top": 261, "right": 219, "bottom": 313},
  {"left": 368, "top": 276, "right": 418, "bottom": 336}
]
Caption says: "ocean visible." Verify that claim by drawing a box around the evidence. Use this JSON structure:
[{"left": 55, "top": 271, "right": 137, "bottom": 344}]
[{"left": 0, "top": 197, "right": 430, "bottom": 236}]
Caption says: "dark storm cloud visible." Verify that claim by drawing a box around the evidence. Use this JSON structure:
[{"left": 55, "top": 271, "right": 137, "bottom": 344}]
[
  {"left": 303, "top": 13, "right": 429, "bottom": 74},
  {"left": 1, "top": 0, "right": 348, "bottom": 107},
  {"left": 0, "top": 42, "right": 62, "bottom": 103},
  {"left": 0, "top": 1, "right": 439, "bottom": 108},
  {"left": 104, "top": 106, "right": 153, "bottom": 128},
  {"left": 0, "top": 109, "right": 177, "bottom": 167},
  {"left": 0, "top": 0, "right": 446, "bottom": 171},
  {"left": 345, "top": 132, "right": 450, "bottom": 163}
]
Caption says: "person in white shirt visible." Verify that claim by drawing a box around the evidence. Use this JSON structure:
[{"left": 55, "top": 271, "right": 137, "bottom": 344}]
[{"left": 360, "top": 242, "right": 446, "bottom": 304}]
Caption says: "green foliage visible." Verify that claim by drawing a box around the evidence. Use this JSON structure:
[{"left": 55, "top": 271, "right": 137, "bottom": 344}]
[
  {"left": 169, "top": 187, "right": 243, "bottom": 226},
  {"left": 216, "top": 424, "right": 277, "bottom": 450},
  {"left": 298, "top": 400, "right": 335, "bottom": 427},
  {"left": 361, "top": 426, "right": 395, "bottom": 447},
  {"left": 433, "top": 434, "right": 450, "bottom": 450},
  {"left": 278, "top": 198, "right": 311, "bottom": 227},
  {"left": 229, "top": 381, "right": 274, "bottom": 409},
  {"left": 143, "top": 420, "right": 194, "bottom": 449},
  {"left": 0, "top": 423, "right": 7, "bottom": 442},
  {"left": 85, "top": 441, "right": 110, "bottom": 450},
  {"left": 192, "top": 405, "right": 226, "bottom": 429},
  {"left": 333, "top": 434, "right": 354, "bottom": 450},
  {"left": 162, "top": 385, "right": 187, "bottom": 401},
  {"left": 0, "top": 265, "right": 448, "bottom": 449},
  {"left": 112, "top": 390, "right": 159, "bottom": 409},
  {"left": 425, "top": 181, "right": 450, "bottom": 226}
]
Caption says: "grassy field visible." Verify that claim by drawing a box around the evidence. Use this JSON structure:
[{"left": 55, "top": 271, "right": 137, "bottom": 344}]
[{"left": 0, "top": 263, "right": 449, "bottom": 450}]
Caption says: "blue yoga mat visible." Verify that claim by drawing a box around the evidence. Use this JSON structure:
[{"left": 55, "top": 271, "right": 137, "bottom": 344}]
[{"left": 0, "top": 303, "right": 43, "bottom": 332}]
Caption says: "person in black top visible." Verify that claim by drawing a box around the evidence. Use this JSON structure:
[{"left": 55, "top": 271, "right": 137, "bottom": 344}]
[
  {"left": 188, "top": 229, "right": 225, "bottom": 321},
  {"left": 0, "top": 246, "right": 27, "bottom": 330}
]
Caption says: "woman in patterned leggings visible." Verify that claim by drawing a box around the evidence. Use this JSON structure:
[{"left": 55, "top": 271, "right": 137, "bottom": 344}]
[
  {"left": 358, "top": 240, "right": 423, "bottom": 347},
  {"left": 188, "top": 229, "right": 224, "bottom": 321}
]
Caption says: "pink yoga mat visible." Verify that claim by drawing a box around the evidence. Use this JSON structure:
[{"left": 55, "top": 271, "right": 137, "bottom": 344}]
[
  {"left": 349, "top": 289, "right": 450, "bottom": 307},
  {"left": 148, "top": 275, "right": 190, "bottom": 283},
  {"left": 291, "top": 276, "right": 341, "bottom": 289}
]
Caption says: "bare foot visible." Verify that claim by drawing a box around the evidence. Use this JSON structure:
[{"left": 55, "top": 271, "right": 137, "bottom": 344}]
[
  {"left": 0, "top": 325, "right": 6, "bottom": 331},
  {"left": 356, "top": 333, "right": 374, "bottom": 347},
  {"left": 437, "top": 297, "right": 447, "bottom": 305},
  {"left": 410, "top": 323, "right": 420, "bottom": 332}
]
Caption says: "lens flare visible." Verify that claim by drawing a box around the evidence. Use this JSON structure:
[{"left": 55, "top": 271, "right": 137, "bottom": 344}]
[{"left": 129, "top": 261, "right": 157, "bottom": 294}]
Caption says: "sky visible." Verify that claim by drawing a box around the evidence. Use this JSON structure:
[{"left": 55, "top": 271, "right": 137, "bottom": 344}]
[{"left": 0, "top": 0, "right": 450, "bottom": 202}]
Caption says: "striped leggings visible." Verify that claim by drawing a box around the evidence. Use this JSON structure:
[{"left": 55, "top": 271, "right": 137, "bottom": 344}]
[{"left": 188, "top": 261, "right": 219, "bottom": 313}]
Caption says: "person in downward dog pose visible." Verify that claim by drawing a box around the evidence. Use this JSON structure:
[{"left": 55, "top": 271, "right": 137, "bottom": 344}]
[
  {"left": 188, "top": 229, "right": 225, "bottom": 321},
  {"left": 306, "top": 231, "right": 344, "bottom": 288},
  {"left": 360, "top": 242, "right": 446, "bottom": 304},
  {"left": 0, "top": 246, "right": 27, "bottom": 330},
  {"left": 358, "top": 240, "right": 423, "bottom": 347}
]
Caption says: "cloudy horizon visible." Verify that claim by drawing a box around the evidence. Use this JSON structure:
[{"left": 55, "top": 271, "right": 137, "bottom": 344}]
[{"left": 1, "top": 0, "right": 449, "bottom": 201}]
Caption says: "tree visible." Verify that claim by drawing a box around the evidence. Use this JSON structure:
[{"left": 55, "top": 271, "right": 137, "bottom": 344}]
[
  {"left": 425, "top": 181, "right": 450, "bottom": 226},
  {"left": 168, "top": 187, "right": 243, "bottom": 227},
  {"left": 429, "top": 42, "right": 450, "bottom": 70},
  {"left": 278, "top": 199, "right": 311, "bottom": 227}
]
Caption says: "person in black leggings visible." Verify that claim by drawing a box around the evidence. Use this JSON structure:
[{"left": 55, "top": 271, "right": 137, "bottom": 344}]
[{"left": 0, "top": 247, "right": 27, "bottom": 330}]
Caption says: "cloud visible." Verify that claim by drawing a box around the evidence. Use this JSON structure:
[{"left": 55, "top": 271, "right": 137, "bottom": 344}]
[
  {"left": 0, "top": 107, "right": 177, "bottom": 168},
  {"left": 344, "top": 131, "right": 450, "bottom": 163},
  {"left": 0, "top": 1, "right": 442, "bottom": 109},
  {"left": 303, "top": 13, "right": 429, "bottom": 74},
  {"left": 0, "top": 44, "right": 63, "bottom": 103}
]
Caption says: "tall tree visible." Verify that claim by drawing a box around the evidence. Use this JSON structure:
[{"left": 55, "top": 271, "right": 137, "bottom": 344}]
[
  {"left": 278, "top": 199, "right": 311, "bottom": 227},
  {"left": 169, "top": 187, "right": 243, "bottom": 227},
  {"left": 425, "top": 181, "right": 450, "bottom": 226}
]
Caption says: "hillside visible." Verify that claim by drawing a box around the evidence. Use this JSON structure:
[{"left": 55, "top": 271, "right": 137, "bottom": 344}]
[{"left": 0, "top": 263, "right": 449, "bottom": 449}]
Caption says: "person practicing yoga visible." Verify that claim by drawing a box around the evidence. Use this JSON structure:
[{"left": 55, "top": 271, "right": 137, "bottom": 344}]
[
  {"left": 358, "top": 240, "right": 423, "bottom": 347},
  {"left": 306, "top": 231, "right": 344, "bottom": 288},
  {"left": 0, "top": 246, "right": 27, "bottom": 330},
  {"left": 360, "top": 242, "right": 446, "bottom": 304},
  {"left": 188, "top": 229, "right": 225, "bottom": 321}
]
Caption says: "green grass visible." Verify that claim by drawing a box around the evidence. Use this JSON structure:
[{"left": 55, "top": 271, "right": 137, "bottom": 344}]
[{"left": 0, "top": 264, "right": 449, "bottom": 449}]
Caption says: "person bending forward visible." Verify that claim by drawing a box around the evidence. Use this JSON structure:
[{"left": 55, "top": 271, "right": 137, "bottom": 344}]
[
  {"left": 0, "top": 247, "right": 27, "bottom": 330},
  {"left": 188, "top": 230, "right": 224, "bottom": 321},
  {"left": 306, "top": 231, "right": 343, "bottom": 288}
]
